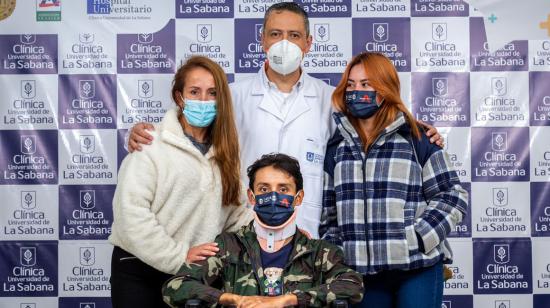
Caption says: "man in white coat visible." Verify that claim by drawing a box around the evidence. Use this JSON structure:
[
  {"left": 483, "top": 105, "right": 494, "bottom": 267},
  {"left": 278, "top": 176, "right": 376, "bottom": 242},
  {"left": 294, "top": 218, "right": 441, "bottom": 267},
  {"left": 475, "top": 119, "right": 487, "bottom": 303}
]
[{"left": 127, "top": 3, "right": 441, "bottom": 238}]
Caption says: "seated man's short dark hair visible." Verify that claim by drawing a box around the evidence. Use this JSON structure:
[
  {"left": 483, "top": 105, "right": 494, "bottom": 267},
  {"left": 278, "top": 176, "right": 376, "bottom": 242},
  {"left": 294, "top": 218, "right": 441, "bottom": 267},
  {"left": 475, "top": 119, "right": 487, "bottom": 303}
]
[{"left": 247, "top": 153, "right": 303, "bottom": 191}]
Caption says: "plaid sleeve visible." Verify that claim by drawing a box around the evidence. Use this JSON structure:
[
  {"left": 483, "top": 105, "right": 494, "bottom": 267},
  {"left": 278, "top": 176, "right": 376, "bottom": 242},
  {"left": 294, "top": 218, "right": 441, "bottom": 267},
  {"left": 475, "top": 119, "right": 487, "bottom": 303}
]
[
  {"left": 319, "top": 169, "right": 343, "bottom": 246},
  {"left": 415, "top": 150, "right": 469, "bottom": 253}
]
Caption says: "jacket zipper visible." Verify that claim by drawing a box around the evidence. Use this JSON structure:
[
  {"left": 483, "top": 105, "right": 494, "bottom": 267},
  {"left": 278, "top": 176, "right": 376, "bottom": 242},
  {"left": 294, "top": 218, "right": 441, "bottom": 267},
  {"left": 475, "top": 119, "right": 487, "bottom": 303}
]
[
  {"left": 235, "top": 235, "right": 264, "bottom": 295},
  {"left": 337, "top": 117, "right": 400, "bottom": 271}
]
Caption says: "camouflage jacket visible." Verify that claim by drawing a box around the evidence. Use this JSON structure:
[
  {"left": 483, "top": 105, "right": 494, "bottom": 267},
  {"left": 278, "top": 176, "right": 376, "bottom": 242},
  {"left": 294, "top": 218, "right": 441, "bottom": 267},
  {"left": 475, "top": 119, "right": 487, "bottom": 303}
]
[{"left": 162, "top": 222, "right": 363, "bottom": 307}]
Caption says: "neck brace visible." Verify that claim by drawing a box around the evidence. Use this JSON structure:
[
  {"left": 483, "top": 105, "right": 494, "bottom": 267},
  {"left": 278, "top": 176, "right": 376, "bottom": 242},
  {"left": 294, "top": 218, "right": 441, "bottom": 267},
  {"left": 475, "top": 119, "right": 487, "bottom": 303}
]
[{"left": 253, "top": 211, "right": 297, "bottom": 253}]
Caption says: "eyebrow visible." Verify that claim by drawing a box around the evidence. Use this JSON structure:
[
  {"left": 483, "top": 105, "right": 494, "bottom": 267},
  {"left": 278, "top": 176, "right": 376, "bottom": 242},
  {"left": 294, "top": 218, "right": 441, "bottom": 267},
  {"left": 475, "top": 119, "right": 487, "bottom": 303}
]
[
  {"left": 255, "top": 182, "right": 293, "bottom": 188},
  {"left": 347, "top": 78, "right": 369, "bottom": 83}
]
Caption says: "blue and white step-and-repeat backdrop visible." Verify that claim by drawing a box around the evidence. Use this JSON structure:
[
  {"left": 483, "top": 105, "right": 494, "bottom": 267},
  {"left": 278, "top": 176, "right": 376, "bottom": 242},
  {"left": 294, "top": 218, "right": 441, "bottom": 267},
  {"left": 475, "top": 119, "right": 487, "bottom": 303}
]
[{"left": 1, "top": 0, "right": 549, "bottom": 307}]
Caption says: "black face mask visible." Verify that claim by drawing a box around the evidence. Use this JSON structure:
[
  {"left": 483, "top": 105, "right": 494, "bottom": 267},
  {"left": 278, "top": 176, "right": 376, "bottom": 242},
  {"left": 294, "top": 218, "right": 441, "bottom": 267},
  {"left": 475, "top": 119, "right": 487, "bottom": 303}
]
[
  {"left": 253, "top": 191, "right": 296, "bottom": 227},
  {"left": 345, "top": 90, "right": 382, "bottom": 119}
]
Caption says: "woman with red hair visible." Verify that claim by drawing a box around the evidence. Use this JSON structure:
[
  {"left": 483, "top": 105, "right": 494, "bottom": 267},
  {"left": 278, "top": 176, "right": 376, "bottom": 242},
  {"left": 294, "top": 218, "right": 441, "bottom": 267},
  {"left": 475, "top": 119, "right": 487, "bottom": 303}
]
[{"left": 319, "top": 52, "right": 468, "bottom": 308}]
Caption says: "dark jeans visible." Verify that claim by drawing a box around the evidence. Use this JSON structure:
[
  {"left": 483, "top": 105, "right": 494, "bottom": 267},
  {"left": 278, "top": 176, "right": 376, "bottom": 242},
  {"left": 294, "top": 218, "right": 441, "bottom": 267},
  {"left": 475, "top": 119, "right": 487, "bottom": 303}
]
[
  {"left": 353, "top": 261, "right": 444, "bottom": 308},
  {"left": 110, "top": 246, "right": 172, "bottom": 308}
]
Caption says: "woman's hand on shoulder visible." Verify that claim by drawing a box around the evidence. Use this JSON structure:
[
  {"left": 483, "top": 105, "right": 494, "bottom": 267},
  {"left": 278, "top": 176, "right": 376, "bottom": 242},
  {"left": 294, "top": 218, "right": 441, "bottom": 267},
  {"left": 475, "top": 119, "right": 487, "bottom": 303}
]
[
  {"left": 185, "top": 242, "right": 219, "bottom": 263},
  {"left": 128, "top": 122, "right": 155, "bottom": 153},
  {"left": 417, "top": 120, "right": 444, "bottom": 147}
]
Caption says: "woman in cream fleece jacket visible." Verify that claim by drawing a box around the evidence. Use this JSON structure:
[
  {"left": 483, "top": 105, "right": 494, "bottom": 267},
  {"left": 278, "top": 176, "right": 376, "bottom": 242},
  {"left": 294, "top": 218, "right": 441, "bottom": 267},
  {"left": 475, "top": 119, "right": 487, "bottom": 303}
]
[{"left": 109, "top": 56, "right": 252, "bottom": 308}]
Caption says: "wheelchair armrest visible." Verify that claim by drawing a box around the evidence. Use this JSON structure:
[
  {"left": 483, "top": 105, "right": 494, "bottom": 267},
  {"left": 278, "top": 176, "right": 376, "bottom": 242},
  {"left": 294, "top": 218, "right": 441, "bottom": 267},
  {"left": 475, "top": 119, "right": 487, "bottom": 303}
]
[
  {"left": 183, "top": 298, "right": 349, "bottom": 307},
  {"left": 185, "top": 299, "right": 203, "bottom": 307},
  {"left": 331, "top": 299, "right": 349, "bottom": 308}
]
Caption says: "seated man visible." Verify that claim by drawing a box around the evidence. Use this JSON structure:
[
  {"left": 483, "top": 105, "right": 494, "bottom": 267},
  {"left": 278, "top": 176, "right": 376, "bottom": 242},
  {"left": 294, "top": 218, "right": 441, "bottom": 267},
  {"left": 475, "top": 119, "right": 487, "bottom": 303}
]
[{"left": 162, "top": 154, "right": 363, "bottom": 308}]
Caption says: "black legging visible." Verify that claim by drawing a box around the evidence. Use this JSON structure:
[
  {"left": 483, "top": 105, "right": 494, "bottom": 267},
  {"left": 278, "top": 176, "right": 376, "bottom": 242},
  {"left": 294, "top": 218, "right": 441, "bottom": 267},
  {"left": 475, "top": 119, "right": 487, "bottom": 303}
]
[{"left": 110, "top": 246, "right": 172, "bottom": 308}]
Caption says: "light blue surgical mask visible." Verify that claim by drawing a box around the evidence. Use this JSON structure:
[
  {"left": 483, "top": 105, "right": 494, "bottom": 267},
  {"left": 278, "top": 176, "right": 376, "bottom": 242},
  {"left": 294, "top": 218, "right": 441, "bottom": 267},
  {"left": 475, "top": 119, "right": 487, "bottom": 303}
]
[{"left": 181, "top": 97, "right": 217, "bottom": 127}]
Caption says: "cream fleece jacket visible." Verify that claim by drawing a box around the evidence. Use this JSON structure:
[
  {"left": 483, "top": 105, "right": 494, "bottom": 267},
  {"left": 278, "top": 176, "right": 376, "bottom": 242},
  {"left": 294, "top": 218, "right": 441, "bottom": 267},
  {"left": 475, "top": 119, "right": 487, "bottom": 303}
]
[{"left": 109, "top": 107, "right": 252, "bottom": 274}]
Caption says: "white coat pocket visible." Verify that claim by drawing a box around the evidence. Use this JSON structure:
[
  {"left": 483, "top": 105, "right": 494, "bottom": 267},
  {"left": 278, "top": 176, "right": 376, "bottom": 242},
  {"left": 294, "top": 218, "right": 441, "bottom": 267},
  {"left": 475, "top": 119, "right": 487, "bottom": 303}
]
[{"left": 300, "top": 137, "right": 325, "bottom": 178}]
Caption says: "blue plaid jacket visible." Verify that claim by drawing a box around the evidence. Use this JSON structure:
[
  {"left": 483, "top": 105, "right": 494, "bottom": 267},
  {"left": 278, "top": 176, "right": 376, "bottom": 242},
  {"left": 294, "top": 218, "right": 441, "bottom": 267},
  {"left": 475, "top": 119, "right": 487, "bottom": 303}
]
[{"left": 319, "top": 112, "right": 468, "bottom": 275}]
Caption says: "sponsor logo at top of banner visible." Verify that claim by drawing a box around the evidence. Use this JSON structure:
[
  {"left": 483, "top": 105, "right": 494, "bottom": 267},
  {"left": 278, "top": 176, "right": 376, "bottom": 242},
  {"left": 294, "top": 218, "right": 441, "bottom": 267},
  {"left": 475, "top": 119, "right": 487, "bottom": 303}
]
[
  {"left": 86, "top": 0, "right": 153, "bottom": 20},
  {"left": 353, "top": 0, "right": 408, "bottom": 16},
  {"left": 235, "top": 18, "right": 266, "bottom": 73},
  {"left": 295, "top": 0, "right": 351, "bottom": 17},
  {"left": 59, "top": 185, "right": 114, "bottom": 240},
  {"left": 0, "top": 0, "right": 16, "bottom": 21},
  {"left": 117, "top": 20, "right": 175, "bottom": 73},
  {"left": 176, "top": 0, "right": 233, "bottom": 18},
  {"left": 411, "top": 72, "right": 469, "bottom": 126},
  {"left": 531, "top": 182, "right": 550, "bottom": 236},
  {"left": 442, "top": 296, "right": 473, "bottom": 308},
  {"left": 58, "top": 74, "right": 116, "bottom": 129},
  {"left": 1, "top": 188, "right": 56, "bottom": 239},
  {"left": 473, "top": 239, "right": 532, "bottom": 294},
  {"left": 471, "top": 127, "right": 529, "bottom": 181},
  {"left": 36, "top": 0, "right": 61, "bottom": 21},
  {"left": 0, "top": 242, "right": 57, "bottom": 296},
  {"left": 530, "top": 72, "right": 550, "bottom": 126},
  {"left": 0, "top": 34, "right": 57, "bottom": 74},
  {"left": 179, "top": 20, "right": 233, "bottom": 71},
  {"left": 0, "top": 130, "right": 58, "bottom": 185},
  {"left": 59, "top": 297, "right": 111, "bottom": 308},
  {"left": 61, "top": 32, "right": 115, "bottom": 72},
  {"left": 2, "top": 77, "right": 58, "bottom": 129},
  {"left": 412, "top": 19, "right": 468, "bottom": 71},
  {"left": 59, "top": 244, "right": 112, "bottom": 296},
  {"left": 470, "top": 18, "right": 528, "bottom": 71},
  {"left": 303, "top": 20, "right": 350, "bottom": 73},
  {"left": 352, "top": 18, "right": 410, "bottom": 72},
  {"left": 410, "top": 0, "right": 468, "bottom": 17}
]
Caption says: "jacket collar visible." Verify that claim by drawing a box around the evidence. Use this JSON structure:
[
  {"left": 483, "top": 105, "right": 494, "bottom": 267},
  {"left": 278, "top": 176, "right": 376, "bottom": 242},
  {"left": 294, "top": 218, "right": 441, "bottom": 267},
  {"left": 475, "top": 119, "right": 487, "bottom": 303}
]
[
  {"left": 332, "top": 111, "right": 407, "bottom": 152},
  {"left": 159, "top": 107, "right": 215, "bottom": 160},
  {"left": 236, "top": 221, "right": 314, "bottom": 281}
]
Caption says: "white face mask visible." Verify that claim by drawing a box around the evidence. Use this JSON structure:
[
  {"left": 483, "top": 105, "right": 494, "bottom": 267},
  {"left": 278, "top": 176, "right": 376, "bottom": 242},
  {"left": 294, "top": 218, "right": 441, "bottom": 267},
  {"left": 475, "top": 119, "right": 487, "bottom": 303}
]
[{"left": 266, "top": 39, "right": 303, "bottom": 76}]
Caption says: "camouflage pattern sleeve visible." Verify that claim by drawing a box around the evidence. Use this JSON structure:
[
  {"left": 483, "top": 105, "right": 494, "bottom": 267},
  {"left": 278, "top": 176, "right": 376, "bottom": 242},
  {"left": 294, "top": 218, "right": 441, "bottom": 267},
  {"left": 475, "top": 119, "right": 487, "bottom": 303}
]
[
  {"left": 290, "top": 242, "right": 364, "bottom": 307},
  {"left": 162, "top": 235, "right": 228, "bottom": 307}
]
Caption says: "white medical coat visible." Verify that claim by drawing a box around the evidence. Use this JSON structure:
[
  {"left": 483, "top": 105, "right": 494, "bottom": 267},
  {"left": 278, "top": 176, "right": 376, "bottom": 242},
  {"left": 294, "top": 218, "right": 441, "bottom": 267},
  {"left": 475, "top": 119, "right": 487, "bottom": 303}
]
[{"left": 230, "top": 67, "right": 336, "bottom": 238}]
